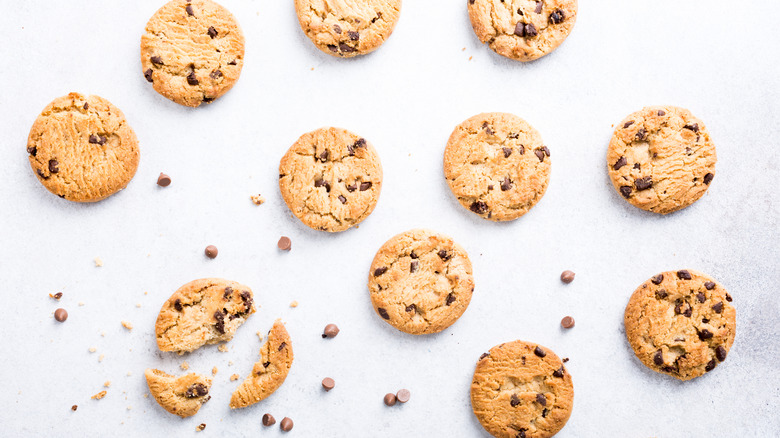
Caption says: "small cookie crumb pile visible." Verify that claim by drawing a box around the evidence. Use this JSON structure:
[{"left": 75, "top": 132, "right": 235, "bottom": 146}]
[{"left": 250, "top": 194, "right": 265, "bottom": 205}]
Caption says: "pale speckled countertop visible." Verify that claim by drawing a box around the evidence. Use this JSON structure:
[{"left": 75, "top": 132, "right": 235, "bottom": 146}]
[{"left": 1, "top": 0, "right": 779, "bottom": 436}]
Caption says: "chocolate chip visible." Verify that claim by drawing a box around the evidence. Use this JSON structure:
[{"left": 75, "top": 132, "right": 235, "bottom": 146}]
[
  {"left": 322, "top": 324, "right": 340, "bottom": 338},
  {"left": 542, "top": 146, "right": 550, "bottom": 156},
  {"left": 207, "top": 26, "right": 218, "bottom": 38},
  {"left": 535, "top": 1, "right": 544, "bottom": 13},
  {"left": 322, "top": 377, "right": 335, "bottom": 391},
  {"left": 549, "top": 9, "right": 565, "bottom": 24},
  {"left": 702, "top": 318, "right": 709, "bottom": 324},
  {"left": 396, "top": 389, "right": 410, "bottom": 403},
  {"left": 338, "top": 195, "right": 347, "bottom": 204},
  {"left": 53, "top": 292, "right": 63, "bottom": 300},
  {"left": 560, "top": 316, "right": 575, "bottom": 329},
  {"left": 634, "top": 176, "right": 652, "bottom": 191},
  {"left": 197, "top": 424, "right": 206, "bottom": 431},
  {"left": 438, "top": 250, "right": 451, "bottom": 260},
  {"left": 534, "top": 346, "right": 546, "bottom": 357},
  {"left": 633, "top": 163, "right": 641, "bottom": 170},
  {"left": 470, "top": 201, "right": 488, "bottom": 214},
  {"left": 37, "top": 169, "right": 48, "bottom": 179},
  {"left": 518, "top": 145, "right": 525, "bottom": 154},
  {"left": 510, "top": 394, "right": 521, "bottom": 407},
  {"left": 410, "top": 251, "right": 418, "bottom": 259},
  {"left": 377, "top": 307, "right": 389, "bottom": 319},
  {"left": 534, "top": 149, "right": 546, "bottom": 162},
  {"left": 27, "top": 146, "right": 37, "bottom": 156},
  {"left": 314, "top": 178, "right": 329, "bottom": 191},
  {"left": 501, "top": 177, "right": 512, "bottom": 191},
  {"left": 144, "top": 69, "right": 153, "bottom": 82},
  {"left": 157, "top": 173, "right": 171, "bottom": 187},
  {"left": 619, "top": 186, "right": 632, "bottom": 198},
  {"left": 655, "top": 290, "right": 668, "bottom": 299},
  {"left": 560, "top": 270, "right": 575, "bottom": 284},
  {"left": 536, "top": 393, "right": 547, "bottom": 406},
  {"left": 446, "top": 293, "right": 456, "bottom": 306},
  {"left": 704, "top": 359, "right": 717, "bottom": 372},
  {"left": 83, "top": 102, "right": 89, "bottom": 110},
  {"left": 339, "top": 43, "right": 356, "bottom": 53},
  {"left": 410, "top": 260, "right": 419, "bottom": 273},
  {"left": 514, "top": 22, "right": 525, "bottom": 37},
  {"left": 704, "top": 281, "right": 716, "bottom": 290},
  {"left": 210, "top": 69, "right": 223, "bottom": 79},
  {"left": 318, "top": 150, "right": 329, "bottom": 162},
  {"left": 374, "top": 267, "right": 387, "bottom": 277},
  {"left": 280, "top": 417, "right": 293, "bottom": 432},
  {"left": 71, "top": 405, "right": 77, "bottom": 411},
  {"left": 712, "top": 302, "right": 723, "bottom": 313},
  {"left": 696, "top": 292, "right": 706, "bottom": 303},
  {"left": 653, "top": 349, "right": 664, "bottom": 365},
  {"left": 278, "top": 342, "right": 287, "bottom": 351},
  {"left": 684, "top": 123, "right": 700, "bottom": 132},
  {"left": 185, "top": 4, "right": 194, "bottom": 16},
  {"left": 613, "top": 156, "right": 627, "bottom": 170},
  {"left": 348, "top": 31, "right": 359, "bottom": 41},
  {"left": 698, "top": 329, "right": 713, "bottom": 340},
  {"left": 677, "top": 270, "right": 692, "bottom": 280},
  {"left": 716, "top": 346, "right": 727, "bottom": 362},
  {"left": 636, "top": 128, "right": 647, "bottom": 140},
  {"left": 346, "top": 183, "right": 357, "bottom": 192},
  {"left": 174, "top": 299, "right": 183, "bottom": 311},
  {"left": 405, "top": 304, "right": 416, "bottom": 313},
  {"left": 384, "top": 393, "right": 397, "bottom": 406},
  {"left": 185, "top": 383, "right": 208, "bottom": 398},
  {"left": 228, "top": 59, "right": 237, "bottom": 65},
  {"left": 202, "top": 97, "right": 214, "bottom": 103},
  {"left": 263, "top": 361, "right": 270, "bottom": 368},
  {"left": 623, "top": 121, "right": 635, "bottom": 128},
  {"left": 524, "top": 23, "right": 538, "bottom": 37},
  {"left": 479, "top": 353, "right": 489, "bottom": 360},
  {"left": 187, "top": 71, "right": 199, "bottom": 86},
  {"left": 371, "top": 12, "right": 383, "bottom": 22},
  {"left": 725, "top": 293, "right": 732, "bottom": 302},
  {"left": 150, "top": 56, "right": 163, "bottom": 66},
  {"left": 240, "top": 290, "right": 252, "bottom": 312},
  {"left": 89, "top": 134, "right": 107, "bottom": 145},
  {"left": 277, "top": 236, "right": 291, "bottom": 251},
  {"left": 360, "top": 181, "right": 372, "bottom": 191},
  {"left": 262, "top": 413, "right": 276, "bottom": 426},
  {"left": 54, "top": 308, "right": 68, "bottom": 322},
  {"left": 651, "top": 274, "right": 664, "bottom": 285},
  {"left": 48, "top": 160, "right": 59, "bottom": 173},
  {"left": 658, "top": 110, "right": 666, "bottom": 116},
  {"left": 333, "top": 24, "right": 342, "bottom": 34},
  {"left": 327, "top": 44, "right": 338, "bottom": 52},
  {"left": 204, "top": 245, "right": 218, "bottom": 259},
  {"left": 214, "top": 311, "right": 225, "bottom": 333},
  {"left": 553, "top": 366, "right": 564, "bottom": 378},
  {"left": 502, "top": 147, "right": 512, "bottom": 158},
  {"left": 703, "top": 173, "right": 714, "bottom": 185}
]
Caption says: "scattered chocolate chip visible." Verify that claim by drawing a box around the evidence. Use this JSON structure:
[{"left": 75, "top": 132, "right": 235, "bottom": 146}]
[
  {"left": 696, "top": 292, "right": 706, "bottom": 303},
  {"left": 185, "top": 4, "right": 194, "bottom": 16},
  {"left": 333, "top": 24, "right": 342, "bottom": 34},
  {"left": 53, "top": 292, "right": 63, "bottom": 300},
  {"left": 174, "top": 299, "right": 183, "bottom": 311},
  {"left": 204, "top": 245, "right": 218, "bottom": 259},
  {"left": 715, "top": 346, "right": 727, "bottom": 362},
  {"left": 374, "top": 267, "right": 387, "bottom": 277},
  {"left": 207, "top": 26, "right": 218, "bottom": 38},
  {"left": 338, "top": 195, "right": 347, "bottom": 204},
  {"left": 410, "top": 260, "right": 419, "bottom": 273},
  {"left": 535, "top": 1, "right": 544, "bottom": 13},
  {"left": 346, "top": 183, "right": 357, "bottom": 192},
  {"left": 384, "top": 393, "right": 397, "bottom": 406},
  {"left": 214, "top": 311, "right": 225, "bottom": 333},
  {"left": 501, "top": 177, "right": 512, "bottom": 191},
  {"left": 71, "top": 405, "right": 77, "bottom": 411},
  {"left": 534, "top": 149, "right": 546, "bottom": 162},
  {"left": 712, "top": 302, "right": 724, "bottom": 313},
  {"left": 327, "top": 44, "right": 338, "bottom": 52},
  {"left": 552, "top": 366, "right": 564, "bottom": 378},
  {"left": 633, "top": 163, "right": 641, "bottom": 170},
  {"left": 542, "top": 146, "right": 550, "bottom": 156},
  {"left": 470, "top": 200, "right": 488, "bottom": 214},
  {"left": 560, "top": 270, "right": 575, "bottom": 284},
  {"left": 510, "top": 394, "right": 521, "bottom": 407},
  {"left": 27, "top": 146, "right": 37, "bottom": 156},
  {"left": 240, "top": 290, "right": 252, "bottom": 312},
  {"left": 339, "top": 43, "right": 356, "bottom": 53},
  {"left": 636, "top": 128, "right": 647, "bottom": 140},
  {"left": 157, "top": 173, "right": 171, "bottom": 187},
  {"left": 702, "top": 318, "right": 709, "bottom": 324},
  {"left": 83, "top": 102, "right": 89, "bottom": 110},
  {"left": 479, "top": 353, "right": 489, "bottom": 360},
  {"left": 322, "top": 377, "right": 335, "bottom": 391},
  {"left": 725, "top": 293, "right": 732, "bottom": 302},
  {"left": 651, "top": 274, "right": 664, "bottom": 285},
  {"left": 197, "top": 424, "right": 206, "bottom": 431},
  {"left": 684, "top": 123, "right": 700, "bottom": 132},
  {"left": 405, "top": 304, "right": 416, "bottom": 313},
  {"left": 534, "top": 346, "right": 546, "bottom": 357},
  {"left": 438, "top": 250, "right": 451, "bottom": 260},
  {"left": 187, "top": 71, "right": 199, "bottom": 86},
  {"left": 278, "top": 342, "right": 287, "bottom": 351},
  {"left": 446, "top": 293, "right": 456, "bottom": 306},
  {"left": 228, "top": 59, "right": 237, "bottom": 65},
  {"left": 277, "top": 236, "right": 292, "bottom": 251},
  {"left": 262, "top": 413, "right": 276, "bottom": 426},
  {"left": 144, "top": 69, "right": 153, "bottom": 82},
  {"left": 360, "top": 181, "right": 372, "bottom": 191},
  {"left": 377, "top": 307, "right": 390, "bottom": 319},
  {"left": 263, "top": 361, "right": 270, "bottom": 368},
  {"left": 150, "top": 56, "right": 163, "bottom": 65},
  {"left": 514, "top": 22, "right": 525, "bottom": 37},
  {"left": 210, "top": 69, "right": 223, "bottom": 79},
  {"left": 703, "top": 173, "right": 714, "bottom": 185},
  {"left": 619, "top": 186, "right": 632, "bottom": 198},
  {"left": 677, "top": 270, "right": 692, "bottom": 280},
  {"left": 653, "top": 349, "right": 664, "bottom": 365},
  {"left": 502, "top": 147, "right": 512, "bottom": 158},
  {"left": 396, "top": 389, "right": 410, "bottom": 403},
  {"left": 524, "top": 23, "right": 538, "bottom": 37},
  {"left": 202, "top": 96, "right": 214, "bottom": 103},
  {"left": 698, "top": 329, "right": 713, "bottom": 340},
  {"left": 704, "top": 281, "right": 716, "bottom": 290},
  {"left": 54, "top": 308, "right": 68, "bottom": 322},
  {"left": 613, "top": 156, "right": 627, "bottom": 170},
  {"left": 88, "top": 134, "right": 107, "bottom": 145},
  {"left": 658, "top": 110, "right": 666, "bottom": 116},
  {"left": 704, "top": 359, "right": 717, "bottom": 372},
  {"left": 549, "top": 9, "right": 565, "bottom": 24},
  {"left": 280, "top": 417, "right": 293, "bottom": 432},
  {"left": 560, "top": 316, "right": 575, "bottom": 329},
  {"left": 185, "top": 383, "right": 208, "bottom": 398},
  {"left": 348, "top": 31, "right": 359, "bottom": 41},
  {"left": 410, "top": 251, "right": 418, "bottom": 259},
  {"left": 322, "top": 324, "right": 340, "bottom": 338},
  {"left": 37, "top": 168, "right": 48, "bottom": 179},
  {"left": 48, "top": 160, "right": 59, "bottom": 174},
  {"left": 623, "top": 121, "right": 635, "bottom": 128},
  {"left": 634, "top": 176, "right": 652, "bottom": 190},
  {"left": 655, "top": 290, "right": 668, "bottom": 299},
  {"left": 536, "top": 393, "right": 547, "bottom": 406}
]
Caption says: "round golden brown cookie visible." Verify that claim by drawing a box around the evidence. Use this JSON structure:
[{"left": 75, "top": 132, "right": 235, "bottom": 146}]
[
  {"left": 279, "top": 127, "right": 383, "bottom": 232},
  {"left": 624, "top": 270, "right": 736, "bottom": 381},
  {"left": 471, "top": 340, "right": 573, "bottom": 438},
  {"left": 294, "top": 0, "right": 402, "bottom": 58},
  {"left": 230, "top": 320, "right": 293, "bottom": 409},
  {"left": 444, "top": 112, "right": 551, "bottom": 221},
  {"left": 145, "top": 369, "right": 212, "bottom": 418},
  {"left": 141, "top": 0, "right": 245, "bottom": 107},
  {"left": 468, "top": 0, "right": 577, "bottom": 62},
  {"left": 368, "top": 229, "right": 474, "bottom": 335},
  {"left": 607, "top": 106, "right": 717, "bottom": 214},
  {"left": 27, "top": 92, "right": 139, "bottom": 202}
]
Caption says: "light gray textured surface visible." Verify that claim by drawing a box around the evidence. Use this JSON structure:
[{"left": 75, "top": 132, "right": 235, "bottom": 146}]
[{"left": 1, "top": 0, "right": 779, "bottom": 436}]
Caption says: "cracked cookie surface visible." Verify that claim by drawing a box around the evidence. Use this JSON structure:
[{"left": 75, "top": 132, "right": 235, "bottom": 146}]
[
  {"left": 155, "top": 278, "right": 256, "bottom": 353},
  {"left": 624, "top": 270, "right": 735, "bottom": 381},
  {"left": 471, "top": 340, "right": 573, "bottom": 438},
  {"left": 27, "top": 92, "right": 139, "bottom": 202},
  {"left": 141, "top": 0, "right": 245, "bottom": 107},
  {"left": 607, "top": 106, "right": 716, "bottom": 214},
  {"left": 145, "top": 369, "right": 212, "bottom": 418},
  {"left": 295, "top": 0, "right": 402, "bottom": 57},
  {"left": 468, "top": 0, "right": 577, "bottom": 62},
  {"left": 444, "top": 113, "right": 550, "bottom": 221},
  {"left": 368, "top": 229, "right": 474, "bottom": 335},
  {"left": 279, "top": 127, "right": 383, "bottom": 232},
  {"left": 230, "top": 320, "right": 293, "bottom": 409}
]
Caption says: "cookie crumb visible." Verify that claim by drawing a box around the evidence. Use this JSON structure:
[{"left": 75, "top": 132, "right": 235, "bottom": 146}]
[
  {"left": 228, "top": 361, "right": 234, "bottom": 366},
  {"left": 197, "top": 423, "right": 206, "bottom": 431},
  {"left": 121, "top": 321, "right": 133, "bottom": 330},
  {"left": 469, "top": 56, "right": 473, "bottom": 61},
  {"left": 100, "top": 331, "right": 106, "bottom": 337},
  {"left": 180, "top": 362, "right": 189, "bottom": 371},
  {"left": 127, "top": 406, "right": 132, "bottom": 410},
  {"left": 230, "top": 374, "right": 239, "bottom": 381},
  {"left": 89, "top": 347, "right": 97, "bottom": 353},
  {"left": 135, "top": 303, "right": 141, "bottom": 308},
  {"left": 212, "top": 366, "right": 218, "bottom": 375},
  {"left": 256, "top": 332, "right": 264, "bottom": 342},
  {"left": 98, "top": 354, "right": 105, "bottom": 362},
  {"left": 91, "top": 390, "right": 107, "bottom": 400},
  {"left": 250, "top": 194, "right": 265, "bottom": 205},
  {"left": 78, "top": 302, "right": 85, "bottom": 306},
  {"left": 50, "top": 292, "right": 63, "bottom": 300},
  {"left": 127, "top": 372, "right": 133, "bottom": 376},
  {"left": 289, "top": 300, "right": 298, "bottom": 308},
  {"left": 104, "top": 381, "right": 111, "bottom": 388},
  {"left": 218, "top": 344, "right": 229, "bottom": 353},
  {"left": 94, "top": 257, "right": 103, "bottom": 267}
]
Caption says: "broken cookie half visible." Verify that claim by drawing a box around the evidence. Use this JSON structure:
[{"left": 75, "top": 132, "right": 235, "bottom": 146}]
[
  {"left": 156, "top": 278, "right": 256, "bottom": 353},
  {"left": 230, "top": 319, "right": 293, "bottom": 409},
  {"left": 145, "top": 369, "right": 212, "bottom": 418}
]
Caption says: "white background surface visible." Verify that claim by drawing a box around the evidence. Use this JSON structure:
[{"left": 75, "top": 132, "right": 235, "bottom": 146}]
[{"left": 1, "top": 0, "right": 779, "bottom": 436}]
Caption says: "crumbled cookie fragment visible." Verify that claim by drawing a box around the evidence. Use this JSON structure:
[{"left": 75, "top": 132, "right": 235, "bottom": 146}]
[
  {"left": 104, "top": 381, "right": 111, "bottom": 388},
  {"left": 196, "top": 423, "right": 206, "bottom": 431},
  {"left": 92, "top": 391, "right": 107, "bottom": 400},
  {"left": 180, "top": 362, "right": 189, "bottom": 371},
  {"left": 289, "top": 300, "right": 298, "bottom": 308},
  {"left": 218, "top": 344, "right": 230, "bottom": 353},
  {"left": 212, "top": 366, "right": 218, "bottom": 375},
  {"left": 94, "top": 257, "right": 103, "bottom": 267},
  {"left": 230, "top": 320, "right": 293, "bottom": 409},
  {"left": 121, "top": 321, "right": 133, "bottom": 330},
  {"left": 250, "top": 194, "right": 265, "bottom": 205},
  {"left": 50, "top": 292, "right": 63, "bottom": 300},
  {"left": 145, "top": 369, "right": 213, "bottom": 418},
  {"left": 230, "top": 374, "right": 239, "bottom": 381}
]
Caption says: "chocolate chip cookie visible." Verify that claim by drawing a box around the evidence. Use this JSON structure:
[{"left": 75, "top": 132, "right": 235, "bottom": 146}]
[
  {"left": 607, "top": 106, "right": 717, "bottom": 214},
  {"left": 444, "top": 112, "right": 551, "bottom": 221},
  {"left": 368, "top": 229, "right": 474, "bottom": 335},
  {"left": 155, "top": 278, "right": 256, "bottom": 353},
  {"left": 468, "top": 0, "right": 577, "bottom": 62},
  {"left": 27, "top": 92, "right": 139, "bottom": 202},
  {"left": 279, "top": 127, "right": 383, "bottom": 232},
  {"left": 145, "top": 369, "right": 212, "bottom": 418},
  {"left": 294, "top": 0, "right": 402, "bottom": 57},
  {"left": 471, "top": 340, "right": 573, "bottom": 438},
  {"left": 230, "top": 320, "right": 293, "bottom": 409},
  {"left": 141, "top": 0, "right": 245, "bottom": 107},
  {"left": 624, "top": 270, "right": 736, "bottom": 380}
]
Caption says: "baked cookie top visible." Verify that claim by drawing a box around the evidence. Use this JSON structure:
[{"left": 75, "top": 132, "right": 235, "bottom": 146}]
[
  {"left": 230, "top": 320, "right": 293, "bottom": 409},
  {"left": 444, "top": 112, "right": 550, "bottom": 221},
  {"left": 607, "top": 106, "right": 716, "bottom": 214},
  {"left": 471, "top": 340, "right": 573, "bottom": 438},
  {"left": 140, "top": 0, "right": 245, "bottom": 107},
  {"left": 468, "top": 0, "right": 577, "bottom": 62},
  {"left": 155, "top": 278, "right": 256, "bottom": 353},
  {"left": 624, "top": 270, "right": 735, "bottom": 381},
  {"left": 27, "top": 92, "right": 139, "bottom": 202},
  {"left": 279, "top": 127, "right": 383, "bottom": 232},
  {"left": 145, "top": 369, "right": 212, "bottom": 418},
  {"left": 294, "top": 0, "right": 402, "bottom": 57},
  {"left": 368, "top": 229, "right": 474, "bottom": 335}
]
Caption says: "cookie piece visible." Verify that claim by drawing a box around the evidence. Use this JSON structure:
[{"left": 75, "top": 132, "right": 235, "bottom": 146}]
[
  {"left": 279, "top": 127, "right": 383, "bottom": 232},
  {"left": 468, "top": 0, "right": 577, "bottom": 62},
  {"left": 294, "top": 0, "right": 402, "bottom": 58},
  {"left": 141, "top": 0, "right": 245, "bottom": 107},
  {"left": 624, "top": 270, "right": 736, "bottom": 380},
  {"left": 27, "top": 92, "right": 139, "bottom": 202},
  {"left": 230, "top": 320, "right": 293, "bottom": 409},
  {"left": 471, "top": 341, "right": 573, "bottom": 438},
  {"left": 368, "top": 229, "right": 474, "bottom": 335},
  {"left": 444, "top": 113, "right": 551, "bottom": 221},
  {"left": 145, "top": 369, "right": 212, "bottom": 418},
  {"left": 155, "top": 278, "right": 256, "bottom": 353},
  {"left": 607, "top": 106, "right": 717, "bottom": 214}
]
